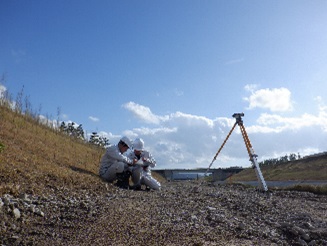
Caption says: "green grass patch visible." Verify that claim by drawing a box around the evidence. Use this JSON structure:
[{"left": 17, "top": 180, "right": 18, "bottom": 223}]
[{"left": 0, "top": 142, "right": 4, "bottom": 152}]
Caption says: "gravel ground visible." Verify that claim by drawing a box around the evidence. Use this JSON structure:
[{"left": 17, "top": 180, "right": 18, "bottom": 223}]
[{"left": 1, "top": 181, "right": 327, "bottom": 246}]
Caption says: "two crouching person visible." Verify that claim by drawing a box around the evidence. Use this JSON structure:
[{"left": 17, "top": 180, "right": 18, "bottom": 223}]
[{"left": 99, "top": 136, "right": 161, "bottom": 191}]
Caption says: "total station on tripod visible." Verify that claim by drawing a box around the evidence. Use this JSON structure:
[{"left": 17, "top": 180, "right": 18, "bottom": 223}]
[
  {"left": 232, "top": 113, "right": 244, "bottom": 123},
  {"left": 206, "top": 112, "right": 268, "bottom": 192}
]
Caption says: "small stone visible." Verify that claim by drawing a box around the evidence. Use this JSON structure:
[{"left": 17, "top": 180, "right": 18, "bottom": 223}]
[
  {"left": 207, "top": 206, "right": 216, "bottom": 211},
  {"left": 289, "top": 228, "right": 299, "bottom": 236},
  {"left": 238, "top": 222, "right": 246, "bottom": 230},
  {"left": 302, "top": 233, "right": 310, "bottom": 241},
  {"left": 308, "top": 240, "right": 317, "bottom": 246},
  {"left": 303, "top": 222, "right": 314, "bottom": 229},
  {"left": 35, "top": 210, "right": 45, "bottom": 217},
  {"left": 3, "top": 197, "right": 10, "bottom": 206},
  {"left": 297, "top": 238, "right": 308, "bottom": 246},
  {"left": 294, "top": 225, "right": 306, "bottom": 235},
  {"left": 280, "top": 222, "right": 291, "bottom": 228},
  {"left": 29, "top": 204, "right": 36, "bottom": 213},
  {"left": 191, "top": 215, "right": 198, "bottom": 221},
  {"left": 192, "top": 186, "right": 201, "bottom": 193},
  {"left": 13, "top": 208, "right": 21, "bottom": 219}
]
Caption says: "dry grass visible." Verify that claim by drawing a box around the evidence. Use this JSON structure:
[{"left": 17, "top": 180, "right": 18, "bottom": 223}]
[
  {"left": 230, "top": 153, "right": 327, "bottom": 194},
  {"left": 0, "top": 105, "right": 164, "bottom": 196},
  {"left": 232, "top": 156, "right": 327, "bottom": 182},
  {"left": 0, "top": 105, "right": 103, "bottom": 196}
]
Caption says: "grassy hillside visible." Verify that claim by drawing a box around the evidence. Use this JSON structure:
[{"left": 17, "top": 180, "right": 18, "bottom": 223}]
[
  {"left": 0, "top": 104, "right": 164, "bottom": 197},
  {"left": 232, "top": 154, "right": 327, "bottom": 181}
]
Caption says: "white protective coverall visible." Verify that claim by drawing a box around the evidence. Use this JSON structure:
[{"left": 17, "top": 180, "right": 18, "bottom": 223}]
[
  {"left": 128, "top": 150, "right": 161, "bottom": 190},
  {"left": 99, "top": 144, "right": 133, "bottom": 182}
]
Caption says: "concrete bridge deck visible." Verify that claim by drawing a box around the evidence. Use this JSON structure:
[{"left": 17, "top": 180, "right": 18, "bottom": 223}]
[{"left": 153, "top": 167, "right": 243, "bottom": 181}]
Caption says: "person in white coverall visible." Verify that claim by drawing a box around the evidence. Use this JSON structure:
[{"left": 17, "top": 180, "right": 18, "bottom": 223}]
[
  {"left": 128, "top": 138, "right": 161, "bottom": 191},
  {"left": 99, "top": 136, "right": 136, "bottom": 189}
]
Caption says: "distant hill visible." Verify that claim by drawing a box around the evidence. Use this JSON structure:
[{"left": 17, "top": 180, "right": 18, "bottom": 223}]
[{"left": 232, "top": 153, "right": 327, "bottom": 181}]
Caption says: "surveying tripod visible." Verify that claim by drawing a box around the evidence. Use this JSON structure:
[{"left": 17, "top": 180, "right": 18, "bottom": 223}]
[{"left": 206, "top": 113, "right": 268, "bottom": 192}]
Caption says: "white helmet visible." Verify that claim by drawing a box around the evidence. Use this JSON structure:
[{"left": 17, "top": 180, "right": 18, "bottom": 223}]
[
  {"left": 120, "top": 136, "right": 132, "bottom": 148},
  {"left": 133, "top": 138, "right": 144, "bottom": 151}
]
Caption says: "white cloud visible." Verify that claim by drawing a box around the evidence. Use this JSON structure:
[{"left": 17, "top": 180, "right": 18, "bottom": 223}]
[
  {"left": 38, "top": 115, "right": 58, "bottom": 129},
  {"left": 315, "top": 97, "right": 327, "bottom": 132},
  {"left": 122, "top": 103, "right": 246, "bottom": 169},
  {"left": 122, "top": 101, "right": 168, "bottom": 124},
  {"left": 89, "top": 116, "right": 100, "bottom": 122},
  {"left": 121, "top": 98, "right": 327, "bottom": 170},
  {"left": 169, "top": 111, "right": 214, "bottom": 128},
  {"left": 244, "top": 84, "right": 259, "bottom": 92},
  {"left": 253, "top": 111, "right": 327, "bottom": 133},
  {"left": 97, "top": 131, "right": 118, "bottom": 139},
  {"left": 126, "top": 127, "right": 177, "bottom": 136},
  {"left": 244, "top": 87, "right": 293, "bottom": 112}
]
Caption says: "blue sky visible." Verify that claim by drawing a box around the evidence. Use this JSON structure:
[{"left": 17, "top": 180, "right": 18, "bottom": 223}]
[{"left": 1, "top": 1, "right": 327, "bottom": 169}]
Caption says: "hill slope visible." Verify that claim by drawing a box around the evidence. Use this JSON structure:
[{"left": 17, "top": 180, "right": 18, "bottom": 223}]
[
  {"left": 0, "top": 105, "right": 107, "bottom": 196},
  {"left": 232, "top": 154, "right": 327, "bottom": 181}
]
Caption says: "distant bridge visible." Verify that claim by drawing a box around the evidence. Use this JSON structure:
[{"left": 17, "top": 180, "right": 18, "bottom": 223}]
[{"left": 153, "top": 167, "right": 244, "bottom": 181}]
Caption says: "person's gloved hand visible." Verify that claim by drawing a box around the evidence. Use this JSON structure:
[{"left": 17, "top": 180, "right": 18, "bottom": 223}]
[{"left": 129, "top": 158, "right": 138, "bottom": 166}]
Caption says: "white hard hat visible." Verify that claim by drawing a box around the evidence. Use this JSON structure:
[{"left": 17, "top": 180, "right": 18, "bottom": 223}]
[
  {"left": 133, "top": 138, "right": 144, "bottom": 151},
  {"left": 120, "top": 136, "right": 132, "bottom": 148}
]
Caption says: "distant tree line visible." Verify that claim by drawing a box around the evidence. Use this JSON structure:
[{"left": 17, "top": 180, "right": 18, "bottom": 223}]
[
  {"left": 59, "top": 122, "right": 85, "bottom": 139},
  {"left": 258, "top": 153, "right": 301, "bottom": 167},
  {"left": 88, "top": 132, "right": 110, "bottom": 148},
  {"left": 59, "top": 122, "right": 109, "bottom": 148}
]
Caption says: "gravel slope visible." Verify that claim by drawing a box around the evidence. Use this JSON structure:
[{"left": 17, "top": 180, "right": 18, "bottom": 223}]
[{"left": 1, "top": 181, "right": 327, "bottom": 246}]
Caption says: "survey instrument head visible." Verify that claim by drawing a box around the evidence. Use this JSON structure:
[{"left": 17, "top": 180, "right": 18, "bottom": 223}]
[{"left": 232, "top": 113, "right": 244, "bottom": 123}]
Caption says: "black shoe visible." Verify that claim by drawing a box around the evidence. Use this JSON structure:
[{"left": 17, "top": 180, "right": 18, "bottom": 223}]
[
  {"left": 116, "top": 171, "right": 131, "bottom": 189},
  {"left": 116, "top": 171, "right": 131, "bottom": 180},
  {"left": 116, "top": 180, "right": 130, "bottom": 189},
  {"left": 131, "top": 184, "right": 142, "bottom": 191}
]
